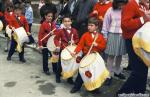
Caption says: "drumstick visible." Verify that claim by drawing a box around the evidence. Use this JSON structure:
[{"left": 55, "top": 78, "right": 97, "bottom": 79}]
[
  {"left": 40, "top": 28, "right": 56, "bottom": 42},
  {"left": 87, "top": 33, "right": 98, "bottom": 55},
  {"left": 62, "top": 44, "right": 73, "bottom": 56},
  {"left": 70, "top": 34, "right": 73, "bottom": 46}
]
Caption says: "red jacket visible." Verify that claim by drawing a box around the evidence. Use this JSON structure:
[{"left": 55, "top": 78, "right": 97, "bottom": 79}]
[
  {"left": 121, "top": 0, "right": 146, "bottom": 39},
  {"left": 74, "top": 32, "right": 106, "bottom": 55},
  {"left": 0, "top": 12, "right": 3, "bottom": 17},
  {"left": 7, "top": 14, "right": 29, "bottom": 32},
  {"left": 54, "top": 28, "right": 79, "bottom": 49},
  {"left": 90, "top": 2, "right": 112, "bottom": 19},
  {"left": 4, "top": 11, "right": 14, "bottom": 24},
  {"left": 38, "top": 21, "right": 56, "bottom": 46}
]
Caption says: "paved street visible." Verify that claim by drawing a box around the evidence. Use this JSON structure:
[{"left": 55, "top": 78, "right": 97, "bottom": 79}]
[{"left": 0, "top": 26, "right": 150, "bottom": 97}]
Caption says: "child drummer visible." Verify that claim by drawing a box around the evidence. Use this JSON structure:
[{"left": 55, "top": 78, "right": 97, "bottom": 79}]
[
  {"left": 7, "top": 3, "right": 29, "bottom": 63},
  {"left": 54, "top": 14, "right": 79, "bottom": 83},
  {"left": 38, "top": 10, "right": 57, "bottom": 75},
  {"left": 70, "top": 17, "right": 106, "bottom": 93}
]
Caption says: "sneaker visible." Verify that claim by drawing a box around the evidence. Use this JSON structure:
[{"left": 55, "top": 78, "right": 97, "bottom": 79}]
[
  {"left": 114, "top": 73, "right": 126, "bottom": 79},
  {"left": 90, "top": 89, "right": 101, "bottom": 94},
  {"left": 44, "top": 71, "right": 51, "bottom": 75},
  {"left": 70, "top": 87, "right": 80, "bottom": 93},
  {"left": 123, "top": 67, "right": 132, "bottom": 71},
  {"left": 67, "top": 78, "right": 74, "bottom": 85},
  {"left": 56, "top": 75, "right": 61, "bottom": 83},
  {"left": 20, "top": 58, "right": 26, "bottom": 63},
  {"left": 4, "top": 48, "right": 8, "bottom": 52},
  {"left": 7, "top": 57, "right": 11, "bottom": 61}
]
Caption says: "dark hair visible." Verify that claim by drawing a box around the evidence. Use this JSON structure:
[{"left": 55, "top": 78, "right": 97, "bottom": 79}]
[
  {"left": 25, "top": 0, "right": 31, "bottom": 4},
  {"left": 44, "top": 9, "right": 54, "bottom": 16},
  {"left": 88, "top": 17, "right": 100, "bottom": 26},
  {"left": 14, "top": 3, "right": 23, "bottom": 10},
  {"left": 62, "top": 14, "right": 72, "bottom": 21},
  {"left": 112, "top": 0, "right": 128, "bottom": 9}
]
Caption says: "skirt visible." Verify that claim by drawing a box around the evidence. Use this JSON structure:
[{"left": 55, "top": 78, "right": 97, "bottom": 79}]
[{"left": 105, "top": 33, "right": 126, "bottom": 56}]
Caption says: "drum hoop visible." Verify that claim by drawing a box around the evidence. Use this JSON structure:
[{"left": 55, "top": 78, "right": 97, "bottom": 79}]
[
  {"left": 6, "top": 25, "right": 12, "bottom": 38},
  {"left": 0, "top": 20, "right": 3, "bottom": 31},
  {"left": 80, "top": 52, "right": 98, "bottom": 68},
  {"left": 61, "top": 45, "right": 77, "bottom": 60}
]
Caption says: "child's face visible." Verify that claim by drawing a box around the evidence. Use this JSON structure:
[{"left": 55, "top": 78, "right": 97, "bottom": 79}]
[
  {"left": 63, "top": 18, "right": 72, "bottom": 29},
  {"left": 14, "top": 9, "right": 22, "bottom": 16},
  {"left": 88, "top": 23, "right": 98, "bottom": 33},
  {"left": 45, "top": 13, "right": 53, "bottom": 22}
]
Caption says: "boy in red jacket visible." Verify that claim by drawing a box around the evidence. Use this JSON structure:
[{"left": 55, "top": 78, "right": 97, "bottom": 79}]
[
  {"left": 54, "top": 15, "right": 79, "bottom": 83},
  {"left": 70, "top": 17, "right": 106, "bottom": 93},
  {"left": 38, "top": 10, "right": 57, "bottom": 75},
  {"left": 7, "top": 3, "right": 29, "bottom": 63}
]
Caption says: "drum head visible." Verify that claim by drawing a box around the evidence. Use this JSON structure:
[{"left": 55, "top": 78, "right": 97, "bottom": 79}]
[
  {"left": 14, "top": 27, "right": 29, "bottom": 45},
  {"left": 6, "top": 26, "right": 12, "bottom": 38},
  {"left": 80, "top": 53, "right": 97, "bottom": 68},
  {"left": 47, "top": 35, "right": 56, "bottom": 52},
  {"left": 61, "top": 45, "right": 76, "bottom": 60},
  {"left": 0, "top": 20, "right": 3, "bottom": 31}
]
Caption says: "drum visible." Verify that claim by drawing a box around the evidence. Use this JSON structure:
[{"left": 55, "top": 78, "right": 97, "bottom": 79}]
[
  {"left": 6, "top": 25, "right": 12, "bottom": 38},
  {"left": 61, "top": 45, "right": 81, "bottom": 79},
  {"left": 132, "top": 22, "right": 150, "bottom": 67},
  {"left": 49, "top": 52, "right": 59, "bottom": 63},
  {"left": 13, "top": 27, "right": 29, "bottom": 52},
  {"left": 79, "top": 52, "right": 109, "bottom": 91},
  {"left": 0, "top": 20, "right": 3, "bottom": 31},
  {"left": 47, "top": 35, "right": 57, "bottom": 52}
]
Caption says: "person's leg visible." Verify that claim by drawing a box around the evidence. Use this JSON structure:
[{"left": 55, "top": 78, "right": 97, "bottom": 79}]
[
  {"left": 55, "top": 53, "right": 62, "bottom": 83},
  {"left": 70, "top": 73, "right": 83, "bottom": 93},
  {"left": 28, "top": 23, "right": 32, "bottom": 33},
  {"left": 19, "top": 45, "right": 26, "bottom": 62},
  {"left": 114, "top": 56, "right": 125, "bottom": 79},
  {"left": 7, "top": 38, "right": 17, "bottom": 60},
  {"left": 124, "top": 39, "right": 133, "bottom": 71},
  {"left": 105, "top": 55, "right": 115, "bottom": 85},
  {"left": 42, "top": 48, "right": 50, "bottom": 75}
]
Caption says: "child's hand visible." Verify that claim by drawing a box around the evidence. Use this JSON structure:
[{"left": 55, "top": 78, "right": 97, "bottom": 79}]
[
  {"left": 55, "top": 47, "right": 60, "bottom": 52},
  {"left": 93, "top": 10, "right": 98, "bottom": 15},
  {"left": 38, "top": 46, "right": 43, "bottom": 50},
  {"left": 93, "top": 42, "right": 98, "bottom": 47}
]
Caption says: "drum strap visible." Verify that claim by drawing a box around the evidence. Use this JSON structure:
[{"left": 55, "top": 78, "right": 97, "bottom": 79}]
[
  {"left": 63, "top": 28, "right": 72, "bottom": 43},
  {"left": 15, "top": 16, "right": 25, "bottom": 28}
]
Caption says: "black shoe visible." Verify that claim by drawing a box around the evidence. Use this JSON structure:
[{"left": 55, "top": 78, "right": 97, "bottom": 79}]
[
  {"left": 44, "top": 71, "right": 51, "bottom": 75},
  {"left": 104, "top": 78, "right": 112, "bottom": 86},
  {"left": 67, "top": 78, "right": 74, "bottom": 85},
  {"left": 123, "top": 67, "right": 132, "bottom": 71},
  {"left": 56, "top": 75, "right": 61, "bottom": 83},
  {"left": 7, "top": 57, "right": 11, "bottom": 61},
  {"left": 4, "top": 48, "right": 8, "bottom": 52},
  {"left": 20, "top": 58, "right": 26, "bottom": 63},
  {"left": 90, "top": 89, "right": 101, "bottom": 94},
  {"left": 70, "top": 87, "right": 80, "bottom": 93},
  {"left": 114, "top": 73, "right": 126, "bottom": 79}
]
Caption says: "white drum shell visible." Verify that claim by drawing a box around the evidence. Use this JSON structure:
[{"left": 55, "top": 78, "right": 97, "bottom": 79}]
[
  {"left": 61, "top": 45, "right": 81, "bottom": 79},
  {"left": 79, "top": 52, "right": 109, "bottom": 91},
  {"left": 132, "top": 22, "right": 150, "bottom": 67},
  {"left": 47, "top": 35, "right": 57, "bottom": 52},
  {"left": 6, "top": 25, "right": 12, "bottom": 38},
  {"left": 0, "top": 20, "right": 3, "bottom": 31},
  {"left": 14, "top": 27, "right": 29, "bottom": 46}
]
